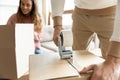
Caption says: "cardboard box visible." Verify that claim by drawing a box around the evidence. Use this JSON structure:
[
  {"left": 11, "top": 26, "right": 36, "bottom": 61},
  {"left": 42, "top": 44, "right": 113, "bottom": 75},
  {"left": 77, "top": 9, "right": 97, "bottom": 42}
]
[
  {"left": 29, "top": 52, "right": 79, "bottom": 80},
  {"left": 0, "top": 24, "right": 34, "bottom": 79}
]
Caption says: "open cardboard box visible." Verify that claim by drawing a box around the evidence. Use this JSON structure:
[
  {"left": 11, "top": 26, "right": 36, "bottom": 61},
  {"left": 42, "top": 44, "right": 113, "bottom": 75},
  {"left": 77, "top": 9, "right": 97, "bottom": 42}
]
[{"left": 0, "top": 24, "right": 34, "bottom": 79}]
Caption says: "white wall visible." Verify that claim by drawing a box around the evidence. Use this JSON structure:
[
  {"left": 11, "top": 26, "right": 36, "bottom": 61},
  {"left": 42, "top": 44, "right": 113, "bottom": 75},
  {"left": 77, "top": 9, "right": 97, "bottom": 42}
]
[{"left": 0, "top": 0, "right": 19, "bottom": 25}]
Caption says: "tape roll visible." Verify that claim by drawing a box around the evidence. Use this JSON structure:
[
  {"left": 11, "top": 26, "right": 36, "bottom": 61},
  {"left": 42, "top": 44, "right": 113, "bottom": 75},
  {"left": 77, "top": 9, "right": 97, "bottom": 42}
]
[{"left": 61, "top": 29, "right": 73, "bottom": 47}]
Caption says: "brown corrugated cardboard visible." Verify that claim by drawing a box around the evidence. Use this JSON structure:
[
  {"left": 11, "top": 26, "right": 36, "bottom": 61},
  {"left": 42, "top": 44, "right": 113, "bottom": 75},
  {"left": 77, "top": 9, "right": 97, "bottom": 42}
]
[{"left": 0, "top": 24, "right": 34, "bottom": 79}]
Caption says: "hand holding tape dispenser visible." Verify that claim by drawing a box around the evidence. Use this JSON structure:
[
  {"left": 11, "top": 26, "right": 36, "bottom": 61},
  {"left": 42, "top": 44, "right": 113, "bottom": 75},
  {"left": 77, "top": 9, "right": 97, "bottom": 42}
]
[{"left": 58, "top": 30, "right": 73, "bottom": 59}]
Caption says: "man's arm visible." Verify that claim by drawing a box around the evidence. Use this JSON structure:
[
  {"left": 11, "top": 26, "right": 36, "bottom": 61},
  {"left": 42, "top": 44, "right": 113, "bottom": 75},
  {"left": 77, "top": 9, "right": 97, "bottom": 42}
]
[
  {"left": 109, "top": 0, "right": 120, "bottom": 58},
  {"left": 51, "top": 0, "right": 65, "bottom": 46},
  {"left": 51, "top": 0, "right": 65, "bottom": 26}
]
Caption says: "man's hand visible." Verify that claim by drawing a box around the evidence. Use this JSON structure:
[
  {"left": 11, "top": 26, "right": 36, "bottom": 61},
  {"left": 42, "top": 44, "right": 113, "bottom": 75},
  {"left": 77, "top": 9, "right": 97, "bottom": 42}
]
[
  {"left": 79, "top": 56, "right": 120, "bottom": 80},
  {"left": 53, "top": 26, "right": 63, "bottom": 46}
]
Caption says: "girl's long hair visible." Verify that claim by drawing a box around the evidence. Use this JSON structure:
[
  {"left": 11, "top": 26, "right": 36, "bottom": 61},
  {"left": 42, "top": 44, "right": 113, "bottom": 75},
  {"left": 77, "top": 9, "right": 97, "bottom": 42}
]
[{"left": 17, "top": 0, "right": 42, "bottom": 33}]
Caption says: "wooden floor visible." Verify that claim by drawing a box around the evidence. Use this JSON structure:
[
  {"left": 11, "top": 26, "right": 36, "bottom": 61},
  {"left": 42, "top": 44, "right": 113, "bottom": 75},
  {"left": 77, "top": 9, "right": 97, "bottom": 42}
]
[
  {"left": 17, "top": 71, "right": 29, "bottom": 80},
  {"left": 18, "top": 74, "right": 29, "bottom": 80},
  {"left": 0, "top": 72, "right": 29, "bottom": 80}
]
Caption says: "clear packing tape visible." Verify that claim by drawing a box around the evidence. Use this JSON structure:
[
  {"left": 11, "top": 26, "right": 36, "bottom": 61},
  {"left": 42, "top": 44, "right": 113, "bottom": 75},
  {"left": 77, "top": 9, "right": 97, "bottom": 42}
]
[{"left": 61, "top": 29, "right": 73, "bottom": 47}]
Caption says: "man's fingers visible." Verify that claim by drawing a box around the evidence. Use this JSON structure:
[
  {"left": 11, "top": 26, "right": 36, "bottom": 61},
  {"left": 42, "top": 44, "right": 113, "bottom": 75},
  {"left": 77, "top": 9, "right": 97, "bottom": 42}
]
[
  {"left": 53, "top": 38, "right": 58, "bottom": 46},
  {"left": 79, "top": 64, "right": 95, "bottom": 74}
]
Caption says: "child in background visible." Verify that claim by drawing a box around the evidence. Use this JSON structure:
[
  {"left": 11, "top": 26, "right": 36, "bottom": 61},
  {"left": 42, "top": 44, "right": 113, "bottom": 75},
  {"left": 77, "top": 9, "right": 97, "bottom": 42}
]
[{"left": 7, "top": 0, "right": 42, "bottom": 54}]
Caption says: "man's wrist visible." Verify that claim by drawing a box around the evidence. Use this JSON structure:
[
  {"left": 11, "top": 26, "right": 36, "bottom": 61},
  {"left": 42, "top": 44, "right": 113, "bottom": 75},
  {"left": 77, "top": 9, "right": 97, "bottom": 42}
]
[
  {"left": 54, "top": 25, "right": 63, "bottom": 31},
  {"left": 108, "top": 41, "right": 120, "bottom": 58},
  {"left": 107, "top": 55, "right": 120, "bottom": 66},
  {"left": 53, "top": 16, "right": 62, "bottom": 27}
]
